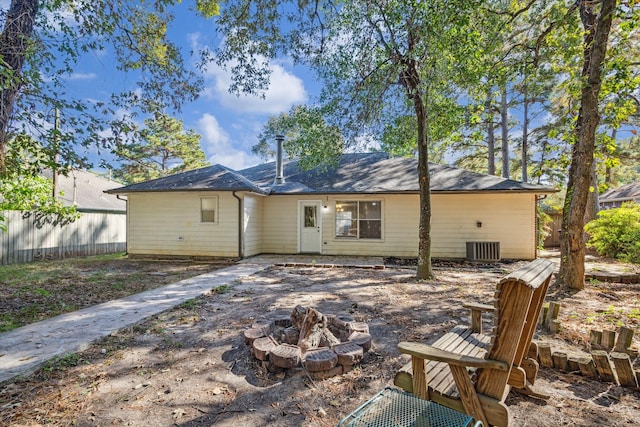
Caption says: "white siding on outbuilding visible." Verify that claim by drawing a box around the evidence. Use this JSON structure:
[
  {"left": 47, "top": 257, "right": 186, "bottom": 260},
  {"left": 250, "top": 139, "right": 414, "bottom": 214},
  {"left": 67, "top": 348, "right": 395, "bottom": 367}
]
[{"left": 126, "top": 192, "right": 239, "bottom": 257}]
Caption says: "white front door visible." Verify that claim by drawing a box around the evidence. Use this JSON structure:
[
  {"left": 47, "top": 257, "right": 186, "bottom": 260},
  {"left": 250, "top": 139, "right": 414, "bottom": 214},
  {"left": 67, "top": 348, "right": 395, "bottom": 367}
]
[{"left": 299, "top": 201, "right": 322, "bottom": 253}]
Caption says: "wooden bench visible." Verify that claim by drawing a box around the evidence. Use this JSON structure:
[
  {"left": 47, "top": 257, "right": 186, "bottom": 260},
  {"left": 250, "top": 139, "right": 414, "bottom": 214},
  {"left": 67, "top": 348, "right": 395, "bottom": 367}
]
[{"left": 394, "top": 258, "right": 556, "bottom": 427}]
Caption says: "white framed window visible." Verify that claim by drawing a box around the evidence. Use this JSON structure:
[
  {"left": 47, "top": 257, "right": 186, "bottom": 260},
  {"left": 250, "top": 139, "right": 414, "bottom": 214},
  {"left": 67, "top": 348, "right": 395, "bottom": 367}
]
[
  {"left": 335, "top": 200, "right": 382, "bottom": 239},
  {"left": 201, "top": 197, "right": 218, "bottom": 223}
]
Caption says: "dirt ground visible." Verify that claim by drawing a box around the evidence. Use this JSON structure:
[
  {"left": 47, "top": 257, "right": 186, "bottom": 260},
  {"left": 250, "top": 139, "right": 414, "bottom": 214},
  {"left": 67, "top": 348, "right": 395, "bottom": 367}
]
[{"left": 1, "top": 256, "right": 639, "bottom": 426}]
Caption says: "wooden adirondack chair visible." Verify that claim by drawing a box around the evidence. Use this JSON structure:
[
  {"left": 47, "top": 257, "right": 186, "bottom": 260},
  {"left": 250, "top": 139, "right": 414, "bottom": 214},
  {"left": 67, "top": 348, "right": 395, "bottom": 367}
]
[{"left": 394, "top": 258, "right": 556, "bottom": 427}]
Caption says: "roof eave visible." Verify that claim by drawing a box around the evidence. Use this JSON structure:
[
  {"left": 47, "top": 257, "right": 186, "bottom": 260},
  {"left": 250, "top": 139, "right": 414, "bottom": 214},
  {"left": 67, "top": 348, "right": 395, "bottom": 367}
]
[
  {"left": 267, "top": 188, "right": 557, "bottom": 196},
  {"left": 432, "top": 189, "right": 558, "bottom": 194},
  {"left": 105, "top": 187, "right": 270, "bottom": 196}
]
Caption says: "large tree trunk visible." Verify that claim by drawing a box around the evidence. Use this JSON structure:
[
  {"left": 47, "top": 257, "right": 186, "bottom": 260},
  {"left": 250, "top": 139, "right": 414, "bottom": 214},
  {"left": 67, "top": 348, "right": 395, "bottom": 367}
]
[
  {"left": 605, "top": 128, "right": 617, "bottom": 184},
  {"left": 0, "top": 0, "right": 40, "bottom": 174},
  {"left": 485, "top": 91, "right": 496, "bottom": 175},
  {"left": 585, "top": 162, "right": 600, "bottom": 224},
  {"left": 399, "top": 30, "right": 433, "bottom": 280},
  {"left": 415, "top": 93, "right": 433, "bottom": 280},
  {"left": 560, "top": 0, "right": 616, "bottom": 290},
  {"left": 522, "top": 83, "right": 529, "bottom": 183},
  {"left": 500, "top": 86, "right": 509, "bottom": 178}
]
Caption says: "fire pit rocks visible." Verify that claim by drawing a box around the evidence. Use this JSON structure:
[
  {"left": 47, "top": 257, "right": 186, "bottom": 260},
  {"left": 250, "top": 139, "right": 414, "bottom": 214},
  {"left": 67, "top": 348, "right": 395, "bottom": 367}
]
[{"left": 244, "top": 305, "right": 372, "bottom": 379}]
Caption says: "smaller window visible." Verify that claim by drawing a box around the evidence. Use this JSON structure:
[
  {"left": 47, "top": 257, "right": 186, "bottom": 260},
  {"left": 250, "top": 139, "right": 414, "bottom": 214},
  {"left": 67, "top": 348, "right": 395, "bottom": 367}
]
[{"left": 201, "top": 197, "right": 218, "bottom": 223}]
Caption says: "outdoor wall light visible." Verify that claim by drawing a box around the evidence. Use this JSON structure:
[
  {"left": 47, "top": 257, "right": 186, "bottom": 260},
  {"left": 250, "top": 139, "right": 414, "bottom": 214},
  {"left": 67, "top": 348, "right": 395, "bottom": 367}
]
[{"left": 476, "top": 221, "right": 482, "bottom": 228}]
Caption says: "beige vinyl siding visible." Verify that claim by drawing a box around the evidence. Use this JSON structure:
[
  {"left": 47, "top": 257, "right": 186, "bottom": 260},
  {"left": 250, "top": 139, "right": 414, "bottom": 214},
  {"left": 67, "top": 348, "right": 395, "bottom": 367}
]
[
  {"left": 125, "top": 191, "right": 538, "bottom": 260},
  {"left": 243, "top": 195, "right": 263, "bottom": 257},
  {"left": 126, "top": 192, "right": 239, "bottom": 257},
  {"left": 261, "top": 194, "right": 419, "bottom": 257},
  {"left": 262, "top": 196, "right": 302, "bottom": 253},
  {"left": 323, "top": 195, "right": 417, "bottom": 257},
  {"left": 431, "top": 193, "right": 537, "bottom": 259},
  {"left": 261, "top": 193, "right": 537, "bottom": 259}
]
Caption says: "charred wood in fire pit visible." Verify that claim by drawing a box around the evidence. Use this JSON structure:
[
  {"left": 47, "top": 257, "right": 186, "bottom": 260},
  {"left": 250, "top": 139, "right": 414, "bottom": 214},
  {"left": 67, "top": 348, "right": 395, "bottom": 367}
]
[
  {"left": 291, "top": 305, "right": 341, "bottom": 352},
  {"left": 282, "top": 326, "right": 300, "bottom": 344}
]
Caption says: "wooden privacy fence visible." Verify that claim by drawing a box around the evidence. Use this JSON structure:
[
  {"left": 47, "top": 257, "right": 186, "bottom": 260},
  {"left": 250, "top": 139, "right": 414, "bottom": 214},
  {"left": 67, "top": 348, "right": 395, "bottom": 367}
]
[{"left": 1, "top": 210, "right": 126, "bottom": 265}]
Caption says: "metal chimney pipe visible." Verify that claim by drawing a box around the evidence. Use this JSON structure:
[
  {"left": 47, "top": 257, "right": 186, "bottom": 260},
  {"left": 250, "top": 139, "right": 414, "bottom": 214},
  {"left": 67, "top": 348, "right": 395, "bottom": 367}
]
[{"left": 274, "top": 134, "right": 285, "bottom": 185}]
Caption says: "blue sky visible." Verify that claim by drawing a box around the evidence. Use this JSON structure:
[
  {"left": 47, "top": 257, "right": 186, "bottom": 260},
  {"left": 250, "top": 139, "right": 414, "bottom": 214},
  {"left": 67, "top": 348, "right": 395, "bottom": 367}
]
[
  {"left": 6, "top": 2, "right": 637, "bottom": 179},
  {"left": 22, "top": 2, "right": 321, "bottom": 173}
]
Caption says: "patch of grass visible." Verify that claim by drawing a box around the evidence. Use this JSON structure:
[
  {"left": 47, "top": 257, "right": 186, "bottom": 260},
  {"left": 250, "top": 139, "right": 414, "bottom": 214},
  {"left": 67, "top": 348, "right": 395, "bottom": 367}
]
[
  {"left": 179, "top": 298, "right": 205, "bottom": 310},
  {"left": 33, "top": 287, "right": 52, "bottom": 297},
  {"left": 588, "top": 277, "right": 601, "bottom": 286},
  {"left": 212, "top": 284, "right": 229, "bottom": 294},
  {"left": 0, "top": 255, "right": 230, "bottom": 332},
  {"left": 0, "top": 314, "right": 19, "bottom": 332},
  {"left": 43, "top": 353, "right": 81, "bottom": 372},
  {"left": 162, "top": 337, "right": 184, "bottom": 349}
]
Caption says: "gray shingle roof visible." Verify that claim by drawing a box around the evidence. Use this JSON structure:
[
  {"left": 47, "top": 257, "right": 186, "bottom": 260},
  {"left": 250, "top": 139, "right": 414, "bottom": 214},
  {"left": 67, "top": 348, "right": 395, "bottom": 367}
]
[
  {"left": 239, "top": 152, "right": 556, "bottom": 194},
  {"left": 42, "top": 169, "right": 126, "bottom": 211},
  {"left": 104, "top": 164, "right": 269, "bottom": 195},
  {"left": 600, "top": 181, "right": 640, "bottom": 201},
  {"left": 106, "top": 153, "right": 557, "bottom": 195}
]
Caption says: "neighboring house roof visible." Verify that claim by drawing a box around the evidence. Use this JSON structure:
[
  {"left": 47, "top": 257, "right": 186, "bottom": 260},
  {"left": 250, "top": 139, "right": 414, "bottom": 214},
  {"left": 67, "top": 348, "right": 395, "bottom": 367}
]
[
  {"left": 106, "top": 152, "right": 557, "bottom": 195},
  {"left": 42, "top": 169, "right": 126, "bottom": 212},
  {"left": 599, "top": 181, "right": 640, "bottom": 204},
  {"left": 105, "top": 164, "right": 269, "bottom": 195}
]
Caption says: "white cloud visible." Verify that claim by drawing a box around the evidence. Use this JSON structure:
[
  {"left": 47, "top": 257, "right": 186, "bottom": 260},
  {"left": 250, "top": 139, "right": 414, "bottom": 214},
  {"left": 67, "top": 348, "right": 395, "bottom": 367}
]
[
  {"left": 68, "top": 72, "right": 97, "bottom": 80},
  {"left": 189, "top": 33, "right": 308, "bottom": 115},
  {"left": 204, "top": 62, "right": 308, "bottom": 115},
  {"left": 199, "top": 113, "right": 229, "bottom": 146},
  {"left": 197, "top": 113, "right": 261, "bottom": 170}
]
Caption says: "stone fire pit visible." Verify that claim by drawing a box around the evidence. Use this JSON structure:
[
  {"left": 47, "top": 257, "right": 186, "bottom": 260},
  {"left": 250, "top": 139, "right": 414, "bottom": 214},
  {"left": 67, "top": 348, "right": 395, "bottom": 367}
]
[{"left": 244, "top": 305, "right": 372, "bottom": 379}]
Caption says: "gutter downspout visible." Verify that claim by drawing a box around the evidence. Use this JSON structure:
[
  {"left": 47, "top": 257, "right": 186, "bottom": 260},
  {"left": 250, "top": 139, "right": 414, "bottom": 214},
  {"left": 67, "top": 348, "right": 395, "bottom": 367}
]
[
  {"left": 116, "top": 194, "right": 128, "bottom": 255},
  {"left": 233, "top": 191, "right": 243, "bottom": 259}
]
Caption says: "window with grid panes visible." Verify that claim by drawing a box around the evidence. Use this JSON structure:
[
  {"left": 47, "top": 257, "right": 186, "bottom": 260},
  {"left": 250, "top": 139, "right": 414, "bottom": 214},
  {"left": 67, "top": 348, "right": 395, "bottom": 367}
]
[{"left": 335, "top": 201, "right": 381, "bottom": 239}]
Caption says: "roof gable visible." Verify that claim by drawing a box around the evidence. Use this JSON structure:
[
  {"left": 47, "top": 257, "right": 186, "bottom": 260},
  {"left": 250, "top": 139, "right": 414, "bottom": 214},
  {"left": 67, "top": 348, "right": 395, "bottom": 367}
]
[{"left": 105, "top": 164, "right": 268, "bottom": 194}]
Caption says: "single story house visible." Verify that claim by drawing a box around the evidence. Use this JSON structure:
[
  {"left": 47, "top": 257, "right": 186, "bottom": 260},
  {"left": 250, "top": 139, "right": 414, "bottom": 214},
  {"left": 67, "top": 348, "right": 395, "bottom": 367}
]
[
  {"left": 599, "top": 181, "right": 640, "bottom": 209},
  {"left": 105, "top": 152, "right": 556, "bottom": 261}
]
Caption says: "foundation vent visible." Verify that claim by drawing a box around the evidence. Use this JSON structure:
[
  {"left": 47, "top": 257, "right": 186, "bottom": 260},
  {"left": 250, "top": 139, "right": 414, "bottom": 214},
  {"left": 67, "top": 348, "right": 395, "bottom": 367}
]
[{"left": 466, "top": 241, "right": 500, "bottom": 262}]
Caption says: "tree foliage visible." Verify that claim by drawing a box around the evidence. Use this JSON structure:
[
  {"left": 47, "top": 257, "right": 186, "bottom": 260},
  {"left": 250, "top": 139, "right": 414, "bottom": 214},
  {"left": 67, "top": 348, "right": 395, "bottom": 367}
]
[
  {"left": 113, "top": 112, "right": 209, "bottom": 184},
  {"left": 253, "top": 105, "right": 344, "bottom": 171},
  {"left": 585, "top": 203, "right": 640, "bottom": 263},
  {"left": 0, "top": 134, "right": 79, "bottom": 231},
  {"left": 0, "top": 0, "right": 219, "bottom": 227}
]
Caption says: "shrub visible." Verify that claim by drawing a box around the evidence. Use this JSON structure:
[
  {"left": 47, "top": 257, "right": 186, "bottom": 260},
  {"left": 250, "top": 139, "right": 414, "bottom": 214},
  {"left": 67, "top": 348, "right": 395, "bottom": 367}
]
[{"left": 585, "top": 203, "right": 640, "bottom": 263}]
